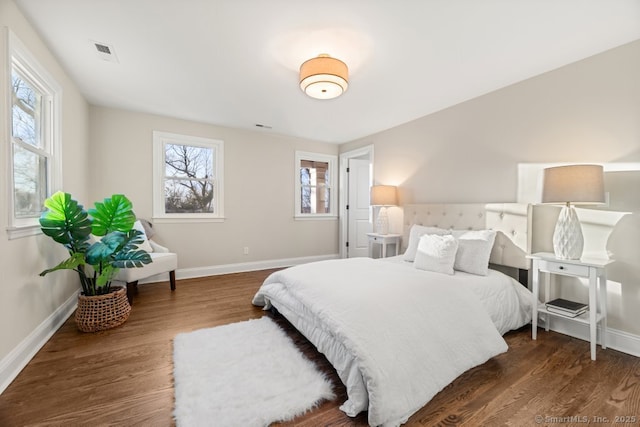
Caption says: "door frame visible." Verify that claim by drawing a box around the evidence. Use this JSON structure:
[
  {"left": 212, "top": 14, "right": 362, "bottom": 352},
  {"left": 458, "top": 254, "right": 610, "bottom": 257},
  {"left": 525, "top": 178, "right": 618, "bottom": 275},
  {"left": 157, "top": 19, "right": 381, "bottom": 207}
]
[{"left": 339, "top": 144, "right": 374, "bottom": 258}]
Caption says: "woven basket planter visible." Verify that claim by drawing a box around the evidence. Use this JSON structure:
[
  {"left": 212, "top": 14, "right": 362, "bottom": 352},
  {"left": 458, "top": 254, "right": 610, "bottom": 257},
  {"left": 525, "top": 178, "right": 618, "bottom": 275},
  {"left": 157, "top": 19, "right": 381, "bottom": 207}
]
[{"left": 75, "top": 286, "right": 131, "bottom": 332}]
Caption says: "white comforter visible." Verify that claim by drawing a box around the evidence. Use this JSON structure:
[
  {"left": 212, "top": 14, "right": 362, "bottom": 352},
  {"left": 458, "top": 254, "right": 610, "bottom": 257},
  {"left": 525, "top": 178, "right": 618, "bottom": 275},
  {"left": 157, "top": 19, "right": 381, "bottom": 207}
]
[{"left": 253, "top": 257, "right": 532, "bottom": 426}]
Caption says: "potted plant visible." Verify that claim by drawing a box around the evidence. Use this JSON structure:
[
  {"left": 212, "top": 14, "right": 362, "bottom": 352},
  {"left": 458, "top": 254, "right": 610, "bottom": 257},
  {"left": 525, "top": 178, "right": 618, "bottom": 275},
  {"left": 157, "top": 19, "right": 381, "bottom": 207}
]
[{"left": 39, "top": 191, "right": 152, "bottom": 332}]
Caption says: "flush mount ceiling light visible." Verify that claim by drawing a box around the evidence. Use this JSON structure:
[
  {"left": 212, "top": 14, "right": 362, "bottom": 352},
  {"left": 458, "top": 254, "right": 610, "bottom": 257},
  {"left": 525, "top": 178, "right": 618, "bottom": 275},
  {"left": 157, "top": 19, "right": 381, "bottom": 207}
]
[{"left": 299, "top": 54, "right": 349, "bottom": 100}]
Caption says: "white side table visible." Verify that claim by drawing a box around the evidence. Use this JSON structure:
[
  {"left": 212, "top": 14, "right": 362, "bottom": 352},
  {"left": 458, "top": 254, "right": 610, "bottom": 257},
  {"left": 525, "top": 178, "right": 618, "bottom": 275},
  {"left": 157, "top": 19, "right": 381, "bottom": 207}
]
[
  {"left": 528, "top": 252, "right": 612, "bottom": 361},
  {"left": 367, "top": 233, "right": 401, "bottom": 258}
]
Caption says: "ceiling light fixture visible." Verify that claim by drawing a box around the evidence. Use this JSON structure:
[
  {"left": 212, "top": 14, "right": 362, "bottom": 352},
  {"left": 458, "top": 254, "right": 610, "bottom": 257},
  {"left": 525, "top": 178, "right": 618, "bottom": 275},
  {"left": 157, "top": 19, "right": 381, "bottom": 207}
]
[{"left": 299, "top": 54, "right": 348, "bottom": 100}]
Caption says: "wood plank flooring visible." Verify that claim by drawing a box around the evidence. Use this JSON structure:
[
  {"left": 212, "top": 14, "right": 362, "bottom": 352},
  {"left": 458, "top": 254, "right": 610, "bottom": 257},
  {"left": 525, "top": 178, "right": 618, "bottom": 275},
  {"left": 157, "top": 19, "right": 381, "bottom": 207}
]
[{"left": 0, "top": 270, "right": 639, "bottom": 426}]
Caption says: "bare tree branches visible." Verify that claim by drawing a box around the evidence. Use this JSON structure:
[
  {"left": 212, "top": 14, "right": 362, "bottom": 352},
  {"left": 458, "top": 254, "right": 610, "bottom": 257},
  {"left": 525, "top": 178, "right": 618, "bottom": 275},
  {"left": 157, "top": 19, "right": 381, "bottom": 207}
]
[{"left": 164, "top": 144, "right": 215, "bottom": 213}]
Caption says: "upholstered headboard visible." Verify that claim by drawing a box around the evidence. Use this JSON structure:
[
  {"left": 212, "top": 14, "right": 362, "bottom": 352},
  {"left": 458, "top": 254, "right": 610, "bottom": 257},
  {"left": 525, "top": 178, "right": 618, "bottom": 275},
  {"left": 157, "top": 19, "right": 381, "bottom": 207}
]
[{"left": 402, "top": 203, "right": 532, "bottom": 270}]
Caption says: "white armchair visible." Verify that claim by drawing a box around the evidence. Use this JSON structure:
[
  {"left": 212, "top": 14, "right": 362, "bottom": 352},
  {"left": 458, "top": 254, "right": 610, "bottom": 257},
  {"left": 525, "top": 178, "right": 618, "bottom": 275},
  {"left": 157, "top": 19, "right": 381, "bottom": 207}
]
[{"left": 114, "top": 220, "right": 178, "bottom": 305}]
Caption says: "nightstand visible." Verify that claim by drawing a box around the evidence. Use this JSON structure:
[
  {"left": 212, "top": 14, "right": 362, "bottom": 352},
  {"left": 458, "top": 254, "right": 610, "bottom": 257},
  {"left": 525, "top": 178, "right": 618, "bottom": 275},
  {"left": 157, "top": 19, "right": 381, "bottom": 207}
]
[
  {"left": 528, "top": 252, "right": 612, "bottom": 361},
  {"left": 367, "top": 233, "right": 401, "bottom": 258}
]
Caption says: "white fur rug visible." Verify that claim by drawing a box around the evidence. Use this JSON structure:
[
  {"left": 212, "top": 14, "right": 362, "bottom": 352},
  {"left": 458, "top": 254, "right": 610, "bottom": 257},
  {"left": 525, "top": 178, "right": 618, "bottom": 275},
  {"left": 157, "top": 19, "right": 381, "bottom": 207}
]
[{"left": 173, "top": 316, "right": 335, "bottom": 426}]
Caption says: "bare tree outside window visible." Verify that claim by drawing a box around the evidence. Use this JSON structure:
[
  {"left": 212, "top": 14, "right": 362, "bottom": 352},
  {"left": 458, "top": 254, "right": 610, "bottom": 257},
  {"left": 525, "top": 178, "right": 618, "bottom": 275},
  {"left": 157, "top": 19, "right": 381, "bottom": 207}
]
[
  {"left": 164, "top": 144, "right": 215, "bottom": 213},
  {"left": 7, "top": 31, "right": 61, "bottom": 238},
  {"left": 11, "top": 70, "right": 47, "bottom": 218},
  {"left": 152, "top": 132, "right": 223, "bottom": 220}
]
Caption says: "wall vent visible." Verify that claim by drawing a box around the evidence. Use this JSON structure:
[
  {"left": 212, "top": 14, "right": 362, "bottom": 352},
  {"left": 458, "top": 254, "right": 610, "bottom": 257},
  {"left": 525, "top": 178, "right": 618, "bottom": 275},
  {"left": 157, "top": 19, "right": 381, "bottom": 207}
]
[{"left": 91, "top": 40, "right": 119, "bottom": 63}]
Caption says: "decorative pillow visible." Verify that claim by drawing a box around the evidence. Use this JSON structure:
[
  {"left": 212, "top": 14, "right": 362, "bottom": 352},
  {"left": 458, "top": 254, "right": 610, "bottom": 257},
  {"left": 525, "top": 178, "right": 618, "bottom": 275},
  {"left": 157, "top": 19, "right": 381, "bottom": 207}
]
[
  {"left": 413, "top": 234, "right": 458, "bottom": 275},
  {"left": 403, "top": 225, "right": 450, "bottom": 262},
  {"left": 133, "top": 220, "right": 154, "bottom": 253},
  {"left": 452, "top": 229, "right": 497, "bottom": 276},
  {"left": 138, "top": 218, "right": 156, "bottom": 239}
]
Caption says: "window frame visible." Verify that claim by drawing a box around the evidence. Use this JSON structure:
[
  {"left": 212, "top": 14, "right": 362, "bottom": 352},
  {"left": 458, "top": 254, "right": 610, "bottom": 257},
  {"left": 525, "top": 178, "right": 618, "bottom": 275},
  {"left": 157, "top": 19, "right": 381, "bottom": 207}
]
[
  {"left": 294, "top": 151, "right": 337, "bottom": 220},
  {"left": 6, "top": 30, "right": 62, "bottom": 239},
  {"left": 152, "top": 131, "right": 224, "bottom": 222}
]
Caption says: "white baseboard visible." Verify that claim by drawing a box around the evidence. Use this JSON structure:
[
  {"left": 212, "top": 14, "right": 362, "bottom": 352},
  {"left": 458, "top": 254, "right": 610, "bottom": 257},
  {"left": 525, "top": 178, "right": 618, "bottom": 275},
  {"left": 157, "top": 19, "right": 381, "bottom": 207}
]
[
  {"left": 140, "top": 253, "right": 340, "bottom": 283},
  {"left": 538, "top": 316, "right": 640, "bottom": 358},
  {"left": 0, "top": 291, "right": 78, "bottom": 395}
]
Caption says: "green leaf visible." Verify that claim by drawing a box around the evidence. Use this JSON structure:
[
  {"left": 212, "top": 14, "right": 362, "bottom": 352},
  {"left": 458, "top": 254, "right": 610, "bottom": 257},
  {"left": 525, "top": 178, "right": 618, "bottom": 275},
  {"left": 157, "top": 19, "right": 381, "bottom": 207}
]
[
  {"left": 123, "top": 229, "right": 146, "bottom": 251},
  {"left": 89, "top": 194, "right": 136, "bottom": 236},
  {"left": 39, "top": 192, "right": 91, "bottom": 247},
  {"left": 85, "top": 232, "right": 127, "bottom": 265},
  {"left": 95, "top": 264, "right": 117, "bottom": 291},
  {"left": 113, "top": 249, "right": 153, "bottom": 269},
  {"left": 39, "top": 252, "right": 86, "bottom": 276}
]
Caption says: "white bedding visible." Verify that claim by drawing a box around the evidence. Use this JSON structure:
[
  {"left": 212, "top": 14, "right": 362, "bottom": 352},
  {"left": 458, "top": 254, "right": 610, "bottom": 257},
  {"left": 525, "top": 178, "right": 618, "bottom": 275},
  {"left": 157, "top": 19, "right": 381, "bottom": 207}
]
[{"left": 252, "top": 257, "right": 533, "bottom": 426}]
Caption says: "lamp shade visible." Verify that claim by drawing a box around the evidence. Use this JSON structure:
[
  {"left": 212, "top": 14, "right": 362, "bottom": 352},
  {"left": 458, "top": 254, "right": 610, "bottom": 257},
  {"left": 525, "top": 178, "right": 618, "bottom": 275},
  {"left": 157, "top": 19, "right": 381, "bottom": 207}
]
[
  {"left": 299, "top": 54, "right": 348, "bottom": 100},
  {"left": 542, "top": 164, "right": 605, "bottom": 205},
  {"left": 370, "top": 185, "right": 398, "bottom": 206}
]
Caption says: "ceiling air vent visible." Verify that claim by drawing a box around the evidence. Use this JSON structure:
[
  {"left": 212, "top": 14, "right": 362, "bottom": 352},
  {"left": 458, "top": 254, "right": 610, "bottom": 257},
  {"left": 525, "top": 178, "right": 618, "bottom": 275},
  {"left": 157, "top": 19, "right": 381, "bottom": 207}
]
[
  {"left": 91, "top": 40, "right": 119, "bottom": 63},
  {"left": 95, "top": 43, "right": 111, "bottom": 54}
]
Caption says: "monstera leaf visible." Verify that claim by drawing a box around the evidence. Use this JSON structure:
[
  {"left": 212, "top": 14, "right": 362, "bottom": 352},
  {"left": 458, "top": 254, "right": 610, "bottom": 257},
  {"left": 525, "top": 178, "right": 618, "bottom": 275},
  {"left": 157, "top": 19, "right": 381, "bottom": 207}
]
[
  {"left": 39, "top": 192, "right": 92, "bottom": 249},
  {"left": 39, "top": 252, "right": 87, "bottom": 277},
  {"left": 85, "top": 231, "right": 128, "bottom": 265},
  {"left": 85, "top": 229, "right": 152, "bottom": 292},
  {"left": 89, "top": 194, "right": 136, "bottom": 237},
  {"left": 113, "top": 248, "right": 153, "bottom": 269}
]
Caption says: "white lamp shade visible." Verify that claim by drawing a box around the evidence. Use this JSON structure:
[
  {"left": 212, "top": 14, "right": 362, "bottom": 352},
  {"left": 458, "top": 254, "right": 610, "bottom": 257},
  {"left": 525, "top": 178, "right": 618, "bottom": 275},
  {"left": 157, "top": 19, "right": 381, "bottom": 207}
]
[
  {"left": 370, "top": 185, "right": 398, "bottom": 206},
  {"left": 299, "top": 54, "right": 348, "bottom": 100},
  {"left": 542, "top": 164, "right": 605, "bottom": 205}
]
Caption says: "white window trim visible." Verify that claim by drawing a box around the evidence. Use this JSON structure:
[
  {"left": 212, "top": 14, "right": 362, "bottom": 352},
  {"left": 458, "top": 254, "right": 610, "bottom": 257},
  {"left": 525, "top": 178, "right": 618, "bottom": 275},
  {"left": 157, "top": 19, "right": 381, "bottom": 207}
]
[
  {"left": 152, "top": 131, "right": 224, "bottom": 222},
  {"left": 294, "top": 151, "right": 337, "bottom": 220},
  {"left": 6, "top": 29, "right": 62, "bottom": 239}
]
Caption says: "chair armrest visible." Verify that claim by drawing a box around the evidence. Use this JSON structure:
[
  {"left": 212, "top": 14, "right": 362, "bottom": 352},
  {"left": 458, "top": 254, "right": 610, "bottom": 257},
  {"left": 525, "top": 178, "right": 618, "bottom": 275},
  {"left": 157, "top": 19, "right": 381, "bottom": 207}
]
[{"left": 149, "top": 240, "right": 170, "bottom": 253}]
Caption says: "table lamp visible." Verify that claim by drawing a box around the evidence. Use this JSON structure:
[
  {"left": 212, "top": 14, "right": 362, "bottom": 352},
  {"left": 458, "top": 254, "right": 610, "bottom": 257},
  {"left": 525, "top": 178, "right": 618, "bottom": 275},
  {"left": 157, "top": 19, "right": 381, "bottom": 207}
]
[
  {"left": 542, "top": 164, "right": 605, "bottom": 259},
  {"left": 370, "top": 185, "right": 398, "bottom": 235}
]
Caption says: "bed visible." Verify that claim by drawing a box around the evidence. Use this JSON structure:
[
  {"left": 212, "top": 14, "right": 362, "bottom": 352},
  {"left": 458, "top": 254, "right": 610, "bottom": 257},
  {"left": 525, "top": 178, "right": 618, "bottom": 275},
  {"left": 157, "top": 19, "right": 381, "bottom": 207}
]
[{"left": 253, "top": 203, "right": 534, "bottom": 426}]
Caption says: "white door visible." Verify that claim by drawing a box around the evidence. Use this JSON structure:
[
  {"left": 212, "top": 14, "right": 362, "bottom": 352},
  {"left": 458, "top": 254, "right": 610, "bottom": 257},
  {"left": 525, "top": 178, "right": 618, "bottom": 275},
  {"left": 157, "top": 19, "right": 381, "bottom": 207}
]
[{"left": 347, "top": 158, "right": 371, "bottom": 257}]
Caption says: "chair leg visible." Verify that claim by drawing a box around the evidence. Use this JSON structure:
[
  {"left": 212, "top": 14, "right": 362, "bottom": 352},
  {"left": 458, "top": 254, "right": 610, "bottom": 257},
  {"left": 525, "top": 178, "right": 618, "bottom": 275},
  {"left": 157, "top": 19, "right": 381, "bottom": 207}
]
[
  {"left": 126, "top": 281, "right": 138, "bottom": 305},
  {"left": 170, "top": 270, "right": 176, "bottom": 291}
]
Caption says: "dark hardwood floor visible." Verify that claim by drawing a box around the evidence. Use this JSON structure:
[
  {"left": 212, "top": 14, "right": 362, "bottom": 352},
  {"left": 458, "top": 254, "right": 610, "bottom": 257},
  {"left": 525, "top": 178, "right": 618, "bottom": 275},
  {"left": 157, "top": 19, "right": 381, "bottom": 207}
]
[{"left": 1, "top": 270, "right": 638, "bottom": 426}]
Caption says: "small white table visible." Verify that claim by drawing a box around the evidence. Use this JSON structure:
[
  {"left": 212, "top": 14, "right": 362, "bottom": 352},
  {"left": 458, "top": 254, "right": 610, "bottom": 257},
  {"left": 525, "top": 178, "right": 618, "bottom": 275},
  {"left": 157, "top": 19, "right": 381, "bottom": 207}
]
[
  {"left": 367, "top": 233, "right": 401, "bottom": 258},
  {"left": 528, "top": 252, "right": 612, "bottom": 361}
]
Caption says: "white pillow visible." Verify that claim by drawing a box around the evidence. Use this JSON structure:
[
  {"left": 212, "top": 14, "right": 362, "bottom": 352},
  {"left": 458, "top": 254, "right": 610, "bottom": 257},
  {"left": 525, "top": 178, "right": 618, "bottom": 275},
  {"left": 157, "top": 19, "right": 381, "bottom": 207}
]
[
  {"left": 413, "top": 234, "right": 458, "bottom": 275},
  {"left": 403, "top": 225, "right": 450, "bottom": 262},
  {"left": 133, "top": 220, "right": 154, "bottom": 253},
  {"left": 452, "top": 229, "right": 496, "bottom": 276}
]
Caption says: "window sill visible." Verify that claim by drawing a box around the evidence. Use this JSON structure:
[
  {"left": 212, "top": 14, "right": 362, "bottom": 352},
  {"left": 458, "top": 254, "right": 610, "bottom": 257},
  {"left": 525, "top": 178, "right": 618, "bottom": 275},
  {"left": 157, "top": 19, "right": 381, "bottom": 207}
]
[
  {"left": 294, "top": 215, "right": 338, "bottom": 221},
  {"left": 7, "top": 225, "right": 42, "bottom": 240},
  {"left": 151, "top": 217, "right": 226, "bottom": 224}
]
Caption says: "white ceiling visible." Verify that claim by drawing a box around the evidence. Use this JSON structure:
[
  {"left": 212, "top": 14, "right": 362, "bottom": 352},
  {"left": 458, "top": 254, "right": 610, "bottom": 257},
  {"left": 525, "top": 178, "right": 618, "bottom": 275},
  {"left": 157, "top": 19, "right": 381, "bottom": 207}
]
[{"left": 15, "top": 0, "right": 640, "bottom": 144}]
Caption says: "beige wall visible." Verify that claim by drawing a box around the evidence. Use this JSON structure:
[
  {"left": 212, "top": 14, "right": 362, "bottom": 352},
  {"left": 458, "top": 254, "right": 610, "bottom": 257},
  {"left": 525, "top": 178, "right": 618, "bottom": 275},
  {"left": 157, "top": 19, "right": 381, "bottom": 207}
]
[
  {"left": 88, "top": 106, "right": 339, "bottom": 269},
  {"left": 0, "top": 0, "right": 90, "bottom": 361},
  {"left": 342, "top": 40, "right": 640, "bottom": 336}
]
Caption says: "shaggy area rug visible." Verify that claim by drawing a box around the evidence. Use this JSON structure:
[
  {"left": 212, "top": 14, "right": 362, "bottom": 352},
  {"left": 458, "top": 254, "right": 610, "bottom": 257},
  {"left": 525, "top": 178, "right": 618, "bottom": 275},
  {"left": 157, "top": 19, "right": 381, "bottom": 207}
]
[{"left": 173, "top": 316, "right": 335, "bottom": 426}]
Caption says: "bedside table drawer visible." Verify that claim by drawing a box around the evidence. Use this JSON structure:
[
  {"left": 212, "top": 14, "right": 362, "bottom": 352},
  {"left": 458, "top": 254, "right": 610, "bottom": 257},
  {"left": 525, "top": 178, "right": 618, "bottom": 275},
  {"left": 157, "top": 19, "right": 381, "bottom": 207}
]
[{"left": 545, "top": 262, "right": 589, "bottom": 277}]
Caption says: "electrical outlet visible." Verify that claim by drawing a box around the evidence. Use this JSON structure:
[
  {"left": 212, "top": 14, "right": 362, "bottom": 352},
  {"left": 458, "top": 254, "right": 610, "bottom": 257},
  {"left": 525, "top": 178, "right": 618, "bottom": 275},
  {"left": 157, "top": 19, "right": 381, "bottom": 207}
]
[{"left": 243, "top": 247, "right": 249, "bottom": 255}]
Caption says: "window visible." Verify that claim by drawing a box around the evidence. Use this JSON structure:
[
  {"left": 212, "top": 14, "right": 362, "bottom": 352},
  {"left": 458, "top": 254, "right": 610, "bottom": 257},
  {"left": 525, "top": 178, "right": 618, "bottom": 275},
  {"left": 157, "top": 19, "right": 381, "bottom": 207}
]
[
  {"left": 294, "top": 151, "right": 337, "bottom": 219},
  {"left": 152, "top": 131, "right": 224, "bottom": 221},
  {"left": 7, "top": 31, "right": 61, "bottom": 239}
]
